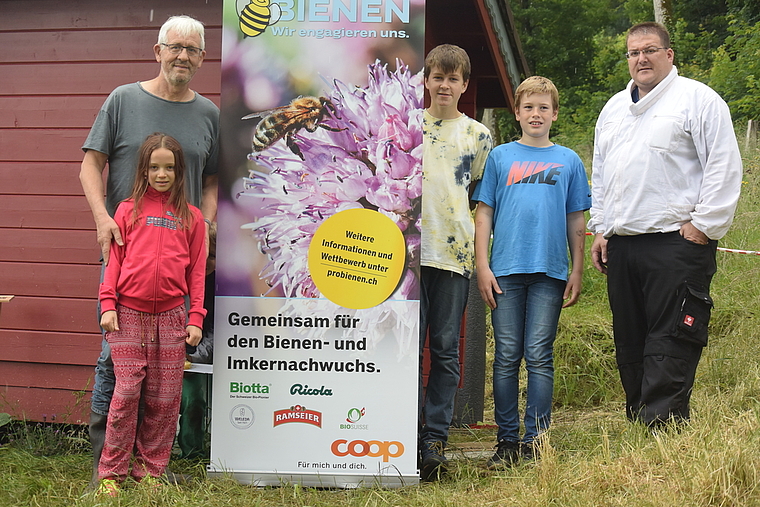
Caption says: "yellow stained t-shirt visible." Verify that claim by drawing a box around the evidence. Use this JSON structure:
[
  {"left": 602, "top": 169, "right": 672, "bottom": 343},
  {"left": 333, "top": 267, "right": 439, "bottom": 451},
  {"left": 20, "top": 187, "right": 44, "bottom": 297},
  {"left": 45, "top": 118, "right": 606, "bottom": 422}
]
[{"left": 421, "top": 110, "right": 492, "bottom": 278}]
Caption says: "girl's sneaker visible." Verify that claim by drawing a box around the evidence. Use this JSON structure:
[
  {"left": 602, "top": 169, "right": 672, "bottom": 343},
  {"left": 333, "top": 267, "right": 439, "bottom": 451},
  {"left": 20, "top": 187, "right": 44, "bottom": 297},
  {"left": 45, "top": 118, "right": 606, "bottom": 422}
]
[
  {"left": 138, "top": 475, "right": 164, "bottom": 491},
  {"left": 97, "top": 478, "right": 120, "bottom": 497}
]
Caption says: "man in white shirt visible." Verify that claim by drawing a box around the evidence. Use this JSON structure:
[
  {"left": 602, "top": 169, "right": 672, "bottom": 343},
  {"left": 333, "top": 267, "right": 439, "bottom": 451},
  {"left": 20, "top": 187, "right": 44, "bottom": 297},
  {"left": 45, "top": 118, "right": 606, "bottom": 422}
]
[{"left": 588, "top": 22, "right": 742, "bottom": 427}]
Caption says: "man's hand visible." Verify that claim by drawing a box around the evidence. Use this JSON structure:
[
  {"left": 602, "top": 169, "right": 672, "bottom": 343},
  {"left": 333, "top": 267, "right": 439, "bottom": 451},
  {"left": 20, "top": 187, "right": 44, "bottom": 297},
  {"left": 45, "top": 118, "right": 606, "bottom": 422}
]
[
  {"left": 96, "top": 215, "right": 123, "bottom": 265},
  {"left": 590, "top": 233, "right": 608, "bottom": 275},
  {"left": 100, "top": 310, "right": 119, "bottom": 332},
  {"left": 476, "top": 266, "right": 501, "bottom": 310},
  {"left": 186, "top": 325, "right": 202, "bottom": 347},
  {"left": 680, "top": 222, "right": 709, "bottom": 245}
]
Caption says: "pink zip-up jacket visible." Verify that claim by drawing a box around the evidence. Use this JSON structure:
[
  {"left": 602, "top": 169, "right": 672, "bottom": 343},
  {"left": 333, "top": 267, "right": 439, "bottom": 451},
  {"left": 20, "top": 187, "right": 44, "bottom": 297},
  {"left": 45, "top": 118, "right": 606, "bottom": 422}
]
[{"left": 99, "top": 187, "right": 207, "bottom": 328}]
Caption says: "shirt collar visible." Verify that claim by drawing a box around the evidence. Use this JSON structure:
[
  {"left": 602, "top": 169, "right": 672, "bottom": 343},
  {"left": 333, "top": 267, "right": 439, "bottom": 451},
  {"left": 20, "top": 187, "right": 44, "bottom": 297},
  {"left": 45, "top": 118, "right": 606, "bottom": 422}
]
[{"left": 627, "top": 66, "right": 679, "bottom": 116}]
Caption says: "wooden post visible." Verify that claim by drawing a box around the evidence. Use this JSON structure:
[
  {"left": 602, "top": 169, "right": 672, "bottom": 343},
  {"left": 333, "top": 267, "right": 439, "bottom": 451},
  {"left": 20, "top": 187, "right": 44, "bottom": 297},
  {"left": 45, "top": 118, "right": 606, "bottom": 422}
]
[{"left": 745, "top": 119, "right": 757, "bottom": 152}]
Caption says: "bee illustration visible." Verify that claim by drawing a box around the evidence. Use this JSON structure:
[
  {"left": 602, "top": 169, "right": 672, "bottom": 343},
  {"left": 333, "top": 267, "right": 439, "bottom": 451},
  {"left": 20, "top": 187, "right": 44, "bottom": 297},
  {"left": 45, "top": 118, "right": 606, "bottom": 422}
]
[
  {"left": 238, "top": 0, "right": 281, "bottom": 38},
  {"left": 243, "top": 96, "right": 344, "bottom": 160}
]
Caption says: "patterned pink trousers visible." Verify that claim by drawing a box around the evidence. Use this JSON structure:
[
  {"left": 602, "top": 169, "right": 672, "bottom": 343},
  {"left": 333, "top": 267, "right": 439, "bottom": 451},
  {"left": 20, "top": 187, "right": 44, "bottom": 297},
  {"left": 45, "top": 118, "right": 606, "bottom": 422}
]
[{"left": 99, "top": 304, "right": 187, "bottom": 481}]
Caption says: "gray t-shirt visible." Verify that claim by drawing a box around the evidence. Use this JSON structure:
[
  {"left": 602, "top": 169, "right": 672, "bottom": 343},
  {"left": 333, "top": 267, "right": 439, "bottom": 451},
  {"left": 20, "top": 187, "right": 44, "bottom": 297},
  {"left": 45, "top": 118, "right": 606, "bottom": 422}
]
[{"left": 82, "top": 82, "right": 219, "bottom": 216}]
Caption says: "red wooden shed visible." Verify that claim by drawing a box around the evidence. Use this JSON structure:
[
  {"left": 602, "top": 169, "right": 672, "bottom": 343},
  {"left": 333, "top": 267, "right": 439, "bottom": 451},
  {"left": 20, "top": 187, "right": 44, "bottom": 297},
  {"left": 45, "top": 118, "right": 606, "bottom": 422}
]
[{"left": 0, "top": 0, "right": 527, "bottom": 423}]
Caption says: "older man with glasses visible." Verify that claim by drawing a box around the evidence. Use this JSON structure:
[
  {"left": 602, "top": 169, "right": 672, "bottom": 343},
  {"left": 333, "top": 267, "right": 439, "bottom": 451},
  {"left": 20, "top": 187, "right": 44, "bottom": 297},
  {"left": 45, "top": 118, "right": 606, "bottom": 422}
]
[
  {"left": 79, "top": 14, "right": 219, "bottom": 490},
  {"left": 588, "top": 22, "right": 742, "bottom": 428}
]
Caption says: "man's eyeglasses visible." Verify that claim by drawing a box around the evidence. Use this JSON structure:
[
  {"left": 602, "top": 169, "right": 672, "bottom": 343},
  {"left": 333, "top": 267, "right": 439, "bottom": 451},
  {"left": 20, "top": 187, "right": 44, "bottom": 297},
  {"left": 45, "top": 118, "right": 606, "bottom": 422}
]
[
  {"left": 160, "top": 43, "right": 203, "bottom": 57},
  {"left": 625, "top": 47, "right": 668, "bottom": 59}
]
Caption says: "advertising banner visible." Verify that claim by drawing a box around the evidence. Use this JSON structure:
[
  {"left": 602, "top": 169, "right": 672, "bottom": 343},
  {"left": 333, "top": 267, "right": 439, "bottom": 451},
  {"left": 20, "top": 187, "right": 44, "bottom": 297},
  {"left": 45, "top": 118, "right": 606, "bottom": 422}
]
[{"left": 209, "top": 0, "right": 425, "bottom": 487}]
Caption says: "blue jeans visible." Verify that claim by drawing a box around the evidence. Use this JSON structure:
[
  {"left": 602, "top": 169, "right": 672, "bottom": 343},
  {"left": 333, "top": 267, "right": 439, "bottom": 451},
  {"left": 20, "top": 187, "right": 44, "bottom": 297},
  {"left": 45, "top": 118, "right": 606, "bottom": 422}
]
[
  {"left": 419, "top": 267, "right": 469, "bottom": 447},
  {"left": 92, "top": 339, "right": 115, "bottom": 416},
  {"left": 491, "top": 274, "right": 564, "bottom": 443},
  {"left": 92, "top": 263, "right": 115, "bottom": 416}
]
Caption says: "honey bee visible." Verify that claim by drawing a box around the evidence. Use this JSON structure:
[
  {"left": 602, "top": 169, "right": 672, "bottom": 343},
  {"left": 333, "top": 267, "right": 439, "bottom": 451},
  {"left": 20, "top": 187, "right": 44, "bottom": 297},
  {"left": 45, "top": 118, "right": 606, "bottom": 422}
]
[
  {"left": 242, "top": 96, "right": 344, "bottom": 160},
  {"left": 238, "top": 0, "right": 281, "bottom": 38}
]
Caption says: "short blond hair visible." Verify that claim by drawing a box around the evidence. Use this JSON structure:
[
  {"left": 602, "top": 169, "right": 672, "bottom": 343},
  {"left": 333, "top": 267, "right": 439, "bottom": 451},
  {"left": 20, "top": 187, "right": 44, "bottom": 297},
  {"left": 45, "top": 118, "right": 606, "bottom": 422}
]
[{"left": 515, "top": 76, "right": 559, "bottom": 111}]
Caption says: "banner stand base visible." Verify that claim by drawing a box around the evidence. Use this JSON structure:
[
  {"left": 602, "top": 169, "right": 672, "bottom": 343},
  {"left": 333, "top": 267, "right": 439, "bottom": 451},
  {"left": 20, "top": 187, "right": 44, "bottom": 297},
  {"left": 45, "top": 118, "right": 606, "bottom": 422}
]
[{"left": 206, "top": 466, "right": 420, "bottom": 489}]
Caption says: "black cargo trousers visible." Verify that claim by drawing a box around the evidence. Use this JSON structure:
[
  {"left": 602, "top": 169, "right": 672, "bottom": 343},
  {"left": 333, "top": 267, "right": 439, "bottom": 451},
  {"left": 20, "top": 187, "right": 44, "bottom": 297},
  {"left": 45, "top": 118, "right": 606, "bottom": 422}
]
[{"left": 606, "top": 231, "right": 717, "bottom": 426}]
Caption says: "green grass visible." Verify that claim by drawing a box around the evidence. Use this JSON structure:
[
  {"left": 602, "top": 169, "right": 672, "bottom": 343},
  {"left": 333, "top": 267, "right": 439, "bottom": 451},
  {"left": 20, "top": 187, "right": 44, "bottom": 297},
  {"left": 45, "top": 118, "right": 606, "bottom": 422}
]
[{"left": 1, "top": 153, "right": 759, "bottom": 506}]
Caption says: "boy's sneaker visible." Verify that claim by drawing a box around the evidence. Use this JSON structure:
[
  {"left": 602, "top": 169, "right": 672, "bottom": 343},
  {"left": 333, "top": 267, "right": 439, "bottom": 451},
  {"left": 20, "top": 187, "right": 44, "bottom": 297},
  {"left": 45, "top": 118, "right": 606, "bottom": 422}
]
[
  {"left": 419, "top": 441, "right": 448, "bottom": 481},
  {"left": 520, "top": 440, "right": 538, "bottom": 462},
  {"left": 96, "top": 478, "right": 120, "bottom": 497},
  {"left": 486, "top": 440, "right": 520, "bottom": 469},
  {"left": 164, "top": 469, "right": 192, "bottom": 485}
]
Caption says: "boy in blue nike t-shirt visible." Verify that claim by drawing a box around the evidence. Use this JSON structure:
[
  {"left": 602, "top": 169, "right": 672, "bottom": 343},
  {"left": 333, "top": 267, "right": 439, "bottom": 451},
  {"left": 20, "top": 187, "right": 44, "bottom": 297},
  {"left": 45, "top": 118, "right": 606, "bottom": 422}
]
[{"left": 473, "top": 76, "right": 590, "bottom": 467}]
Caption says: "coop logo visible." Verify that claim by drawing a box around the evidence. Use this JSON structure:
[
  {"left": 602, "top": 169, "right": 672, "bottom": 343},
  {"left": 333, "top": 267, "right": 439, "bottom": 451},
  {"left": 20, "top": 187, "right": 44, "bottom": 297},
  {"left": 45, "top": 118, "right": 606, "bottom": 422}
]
[
  {"left": 229, "top": 404, "right": 255, "bottom": 429},
  {"left": 273, "top": 405, "right": 322, "bottom": 428},
  {"left": 339, "top": 407, "right": 368, "bottom": 430},
  {"left": 330, "top": 439, "right": 404, "bottom": 462},
  {"left": 229, "top": 381, "right": 271, "bottom": 400}
]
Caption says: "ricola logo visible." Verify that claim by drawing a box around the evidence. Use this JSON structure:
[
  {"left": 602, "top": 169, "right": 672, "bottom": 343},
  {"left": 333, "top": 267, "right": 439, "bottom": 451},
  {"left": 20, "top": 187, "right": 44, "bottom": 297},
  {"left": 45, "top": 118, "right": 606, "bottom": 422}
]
[
  {"left": 230, "top": 382, "right": 270, "bottom": 393},
  {"left": 290, "top": 383, "right": 333, "bottom": 396}
]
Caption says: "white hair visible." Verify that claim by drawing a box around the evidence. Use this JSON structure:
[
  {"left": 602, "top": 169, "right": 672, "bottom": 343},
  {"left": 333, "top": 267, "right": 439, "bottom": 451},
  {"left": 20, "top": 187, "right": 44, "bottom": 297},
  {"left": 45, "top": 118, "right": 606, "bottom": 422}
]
[{"left": 158, "top": 15, "right": 205, "bottom": 50}]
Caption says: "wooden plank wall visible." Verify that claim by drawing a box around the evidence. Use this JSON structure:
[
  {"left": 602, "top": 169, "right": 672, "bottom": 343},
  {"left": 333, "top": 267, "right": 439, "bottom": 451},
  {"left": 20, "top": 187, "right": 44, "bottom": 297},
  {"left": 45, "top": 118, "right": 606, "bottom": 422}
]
[{"left": 0, "top": 0, "right": 222, "bottom": 423}]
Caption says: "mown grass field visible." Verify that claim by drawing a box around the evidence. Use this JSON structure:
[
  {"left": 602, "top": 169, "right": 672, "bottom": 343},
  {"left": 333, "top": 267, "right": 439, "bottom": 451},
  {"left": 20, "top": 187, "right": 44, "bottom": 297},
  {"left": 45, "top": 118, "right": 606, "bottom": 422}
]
[{"left": 1, "top": 151, "right": 758, "bottom": 506}]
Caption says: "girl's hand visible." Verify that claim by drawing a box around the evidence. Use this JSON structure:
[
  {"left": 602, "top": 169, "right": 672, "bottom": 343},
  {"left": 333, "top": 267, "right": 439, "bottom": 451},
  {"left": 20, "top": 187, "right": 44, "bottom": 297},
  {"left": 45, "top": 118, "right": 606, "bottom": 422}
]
[
  {"left": 100, "top": 310, "right": 119, "bottom": 332},
  {"left": 186, "top": 325, "right": 202, "bottom": 347}
]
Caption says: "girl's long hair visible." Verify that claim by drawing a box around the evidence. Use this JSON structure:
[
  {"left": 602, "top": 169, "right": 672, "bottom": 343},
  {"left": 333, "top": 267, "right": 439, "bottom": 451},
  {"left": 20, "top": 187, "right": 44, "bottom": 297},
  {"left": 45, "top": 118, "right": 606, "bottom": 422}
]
[{"left": 129, "top": 133, "right": 193, "bottom": 229}]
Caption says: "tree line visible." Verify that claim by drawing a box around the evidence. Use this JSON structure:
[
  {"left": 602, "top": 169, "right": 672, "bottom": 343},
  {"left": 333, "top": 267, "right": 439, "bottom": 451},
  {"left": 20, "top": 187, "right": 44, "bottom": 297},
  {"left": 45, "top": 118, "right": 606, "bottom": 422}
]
[{"left": 496, "top": 0, "right": 760, "bottom": 147}]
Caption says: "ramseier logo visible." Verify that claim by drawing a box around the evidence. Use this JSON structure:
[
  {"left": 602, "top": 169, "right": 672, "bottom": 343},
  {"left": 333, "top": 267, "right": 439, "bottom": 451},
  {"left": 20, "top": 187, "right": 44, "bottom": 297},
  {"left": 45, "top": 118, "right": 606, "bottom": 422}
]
[
  {"left": 273, "top": 405, "right": 322, "bottom": 428},
  {"left": 330, "top": 439, "right": 404, "bottom": 462}
]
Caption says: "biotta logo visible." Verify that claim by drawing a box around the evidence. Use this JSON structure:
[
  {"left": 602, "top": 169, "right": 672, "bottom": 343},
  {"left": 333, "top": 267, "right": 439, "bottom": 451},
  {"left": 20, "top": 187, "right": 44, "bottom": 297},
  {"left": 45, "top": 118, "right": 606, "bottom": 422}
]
[
  {"left": 273, "top": 405, "right": 322, "bottom": 428},
  {"left": 229, "top": 404, "right": 254, "bottom": 429},
  {"left": 340, "top": 407, "right": 368, "bottom": 430},
  {"left": 229, "top": 381, "right": 270, "bottom": 400}
]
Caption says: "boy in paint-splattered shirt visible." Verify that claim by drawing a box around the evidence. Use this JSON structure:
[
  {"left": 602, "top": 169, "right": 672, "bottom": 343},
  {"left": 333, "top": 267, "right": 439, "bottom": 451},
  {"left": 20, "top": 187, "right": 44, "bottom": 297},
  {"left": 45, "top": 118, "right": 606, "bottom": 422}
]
[{"left": 418, "top": 44, "right": 492, "bottom": 482}]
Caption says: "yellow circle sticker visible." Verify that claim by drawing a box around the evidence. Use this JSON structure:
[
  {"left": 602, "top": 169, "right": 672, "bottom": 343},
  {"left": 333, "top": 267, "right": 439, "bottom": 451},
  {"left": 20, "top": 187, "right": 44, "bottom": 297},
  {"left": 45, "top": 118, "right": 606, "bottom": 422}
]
[{"left": 308, "top": 208, "right": 406, "bottom": 309}]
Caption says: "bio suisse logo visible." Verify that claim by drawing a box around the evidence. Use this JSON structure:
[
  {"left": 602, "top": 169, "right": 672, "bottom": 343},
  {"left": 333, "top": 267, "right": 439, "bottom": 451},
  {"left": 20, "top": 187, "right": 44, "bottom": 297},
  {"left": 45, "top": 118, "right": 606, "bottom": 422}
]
[{"left": 340, "top": 407, "right": 368, "bottom": 430}]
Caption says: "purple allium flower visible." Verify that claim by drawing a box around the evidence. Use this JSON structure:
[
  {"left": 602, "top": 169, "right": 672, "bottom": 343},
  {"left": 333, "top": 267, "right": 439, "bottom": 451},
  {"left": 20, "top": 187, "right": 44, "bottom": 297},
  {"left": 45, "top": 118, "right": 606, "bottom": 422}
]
[{"left": 241, "top": 60, "right": 423, "bottom": 302}]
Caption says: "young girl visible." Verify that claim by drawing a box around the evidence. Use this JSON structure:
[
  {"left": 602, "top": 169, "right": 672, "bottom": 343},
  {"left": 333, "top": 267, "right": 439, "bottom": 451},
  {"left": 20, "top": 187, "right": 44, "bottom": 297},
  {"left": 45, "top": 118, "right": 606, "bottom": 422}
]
[{"left": 98, "top": 133, "right": 206, "bottom": 492}]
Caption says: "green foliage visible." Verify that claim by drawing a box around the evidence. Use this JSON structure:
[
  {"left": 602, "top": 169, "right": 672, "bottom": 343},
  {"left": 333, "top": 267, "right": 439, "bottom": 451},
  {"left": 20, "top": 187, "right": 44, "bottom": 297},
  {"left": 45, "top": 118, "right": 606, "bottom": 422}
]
[
  {"left": 3, "top": 421, "right": 89, "bottom": 457},
  {"left": 621, "top": 0, "right": 653, "bottom": 26},
  {"left": 505, "top": 0, "right": 760, "bottom": 151},
  {"left": 511, "top": 0, "right": 617, "bottom": 97},
  {"left": 709, "top": 18, "right": 760, "bottom": 122}
]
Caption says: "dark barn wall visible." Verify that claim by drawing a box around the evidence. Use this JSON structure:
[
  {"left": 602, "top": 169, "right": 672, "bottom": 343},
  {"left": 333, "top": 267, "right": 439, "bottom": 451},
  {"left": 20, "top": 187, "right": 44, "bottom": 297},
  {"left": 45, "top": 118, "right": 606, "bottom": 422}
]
[{"left": 0, "top": 0, "right": 222, "bottom": 423}]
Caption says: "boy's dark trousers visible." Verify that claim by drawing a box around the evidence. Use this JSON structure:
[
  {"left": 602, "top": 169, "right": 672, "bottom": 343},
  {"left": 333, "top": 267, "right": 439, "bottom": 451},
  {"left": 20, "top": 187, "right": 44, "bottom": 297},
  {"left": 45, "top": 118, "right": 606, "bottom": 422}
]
[{"left": 178, "top": 373, "right": 209, "bottom": 459}]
